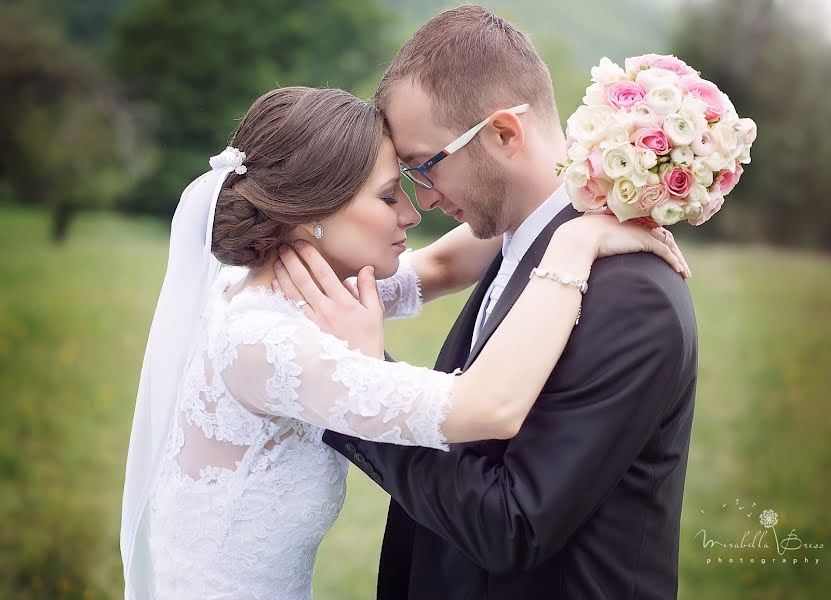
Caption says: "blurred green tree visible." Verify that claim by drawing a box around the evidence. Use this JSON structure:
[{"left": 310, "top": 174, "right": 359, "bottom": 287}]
[
  {"left": 0, "top": 5, "right": 142, "bottom": 241},
  {"left": 109, "top": 0, "right": 395, "bottom": 216},
  {"left": 672, "top": 0, "right": 831, "bottom": 249},
  {"left": 0, "top": 0, "right": 134, "bottom": 48}
]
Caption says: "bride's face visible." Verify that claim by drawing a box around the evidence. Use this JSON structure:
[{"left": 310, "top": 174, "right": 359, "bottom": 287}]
[{"left": 310, "top": 136, "right": 421, "bottom": 280}]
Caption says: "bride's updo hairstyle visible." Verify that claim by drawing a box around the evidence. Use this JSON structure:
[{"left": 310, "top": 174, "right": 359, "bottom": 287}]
[{"left": 211, "top": 87, "right": 385, "bottom": 267}]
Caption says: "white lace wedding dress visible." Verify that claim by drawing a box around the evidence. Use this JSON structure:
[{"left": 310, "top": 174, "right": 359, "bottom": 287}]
[{"left": 147, "top": 252, "right": 456, "bottom": 599}]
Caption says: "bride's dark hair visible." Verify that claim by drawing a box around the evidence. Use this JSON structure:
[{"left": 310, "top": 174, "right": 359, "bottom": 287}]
[{"left": 211, "top": 86, "right": 385, "bottom": 267}]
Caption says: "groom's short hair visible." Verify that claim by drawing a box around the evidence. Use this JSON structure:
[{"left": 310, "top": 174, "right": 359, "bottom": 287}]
[{"left": 374, "top": 4, "right": 559, "bottom": 132}]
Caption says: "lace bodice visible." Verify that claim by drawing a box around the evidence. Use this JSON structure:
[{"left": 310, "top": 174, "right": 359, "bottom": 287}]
[{"left": 148, "top": 252, "right": 453, "bottom": 599}]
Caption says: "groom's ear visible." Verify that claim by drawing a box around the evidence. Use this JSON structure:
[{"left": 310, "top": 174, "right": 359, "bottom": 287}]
[{"left": 486, "top": 110, "right": 524, "bottom": 159}]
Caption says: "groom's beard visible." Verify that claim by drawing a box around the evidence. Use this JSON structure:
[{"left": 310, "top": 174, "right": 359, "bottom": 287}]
[{"left": 464, "top": 151, "right": 510, "bottom": 240}]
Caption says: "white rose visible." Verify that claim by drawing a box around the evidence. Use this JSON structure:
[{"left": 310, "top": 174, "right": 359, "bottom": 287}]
[
  {"left": 692, "top": 159, "right": 715, "bottom": 187},
  {"left": 602, "top": 144, "right": 638, "bottom": 179},
  {"left": 565, "top": 159, "right": 590, "bottom": 189},
  {"left": 679, "top": 95, "right": 708, "bottom": 132},
  {"left": 712, "top": 120, "right": 739, "bottom": 157},
  {"left": 722, "top": 94, "right": 738, "bottom": 119},
  {"left": 591, "top": 57, "right": 627, "bottom": 85},
  {"left": 568, "top": 143, "right": 591, "bottom": 162},
  {"left": 647, "top": 171, "right": 661, "bottom": 185},
  {"left": 630, "top": 152, "right": 654, "bottom": 187},
  {"left": 691, "top": 128, "right": 716, "bottom": 157},
  {"left": 646, "top": 85, "right": 683, "bottom": 116},
  {"left": 679, "top": 94, "right": 707, "bottom": 119},
  {"left": 567, "top": 105, "right": 616, "bottom": 145},
  {"left": 670, "top": 145, "right": 694, "bottom": 166},
  {"left": 737, "top": 144, "right": 752, "bottom": 165},
  {"left": 582, "top": 82, "right": 607, "bottom": 108},
  {"left": 651, "top": 200, "right": 687, "bottom": 225},
  {"left": 688, "top": 183, "right": 712, "bottom": 207},
  {"left": 598, "top": 123, "right": 631, "bottom": 149},
  {"left": 628, "top": 101, "right": 663, "bottom": 129},
  {"left": 663, "top": 114, "right": 696, "bottom": 146},
  {"left": 685, "top": 200, "right": 704, "bottom": 220},
  {"left": 700, "top": 152, "right": 728, "bottom": 174},
  {"left": 735, "top": 118, "right": 757, "bottom": 145},
  {"left": 635, "top": 68, "right": 680, "bottom": 91},
  {"left": 641, "top": 149, "right": 658, "bottom": 169}
]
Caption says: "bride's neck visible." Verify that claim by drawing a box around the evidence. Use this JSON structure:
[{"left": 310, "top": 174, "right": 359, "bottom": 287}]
[{"left": 244, "top": 253, "right": 280, "bottom": 290}]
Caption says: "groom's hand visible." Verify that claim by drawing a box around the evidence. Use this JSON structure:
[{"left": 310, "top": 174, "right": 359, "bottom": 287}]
[{"left": 271, "top": 241, "right": 385, "bottom": 358}]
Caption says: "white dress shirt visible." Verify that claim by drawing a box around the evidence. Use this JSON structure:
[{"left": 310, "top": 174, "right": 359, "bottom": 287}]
[{"left": 470, "top": 184, "right": 572, "bottom": 350}]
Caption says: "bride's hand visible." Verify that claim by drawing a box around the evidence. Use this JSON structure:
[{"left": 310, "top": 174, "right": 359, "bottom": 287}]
[
  {"left": 551, "top": 214, "right": 691, "bottom": 278},
  {"left": 271, "top": 241, "right": 385, "bottom": 358}
]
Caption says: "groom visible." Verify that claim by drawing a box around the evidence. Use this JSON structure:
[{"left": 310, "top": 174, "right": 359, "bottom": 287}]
[{"left": 324, "top": 5, "right": 698, "bottom": 599}]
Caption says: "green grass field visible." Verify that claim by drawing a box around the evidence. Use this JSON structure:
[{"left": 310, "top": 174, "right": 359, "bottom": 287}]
[{"left": 1, "top": 205, "right": 829, "bottom": 599}]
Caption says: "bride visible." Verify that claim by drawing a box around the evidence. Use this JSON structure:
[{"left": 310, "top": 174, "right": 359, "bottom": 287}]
[{"left": 120, "top": 86, "right": 686, "bottom": 599}]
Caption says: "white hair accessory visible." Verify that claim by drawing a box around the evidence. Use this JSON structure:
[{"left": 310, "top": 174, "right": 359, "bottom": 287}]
[{"left": 209, "top": 145, "right": 248, "bottom": 175}]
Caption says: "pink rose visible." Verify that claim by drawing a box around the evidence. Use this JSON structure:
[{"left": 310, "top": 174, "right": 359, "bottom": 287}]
[
  {"left": 638, "top": 184, "right": 670, "bottom": 210},
  {"left": 605, "top": 81, "right": 647, "bottom": 110},
  {"left": 681, "top": 76, "right": 726, "bottom": 122},
  {"left": 689, "top": 190, "right": 725, "bottom": 226},
  {"left": 573, "top": 178, "right": 612, "bottom": 211},
  {"left": 631, "top": 127, "right": 671, "bottom": 155},
  {"left": 626, "top": 54, "right": 695, "bottom": 77},
  {"left": 717, "top": 164, "right": 743, "bottom": 196},
  {"left": 663, "top": 166, "right": 694, "bottom": 198},
  {"left": 587, "top": 149, "right": 609, "bottom": 180}
]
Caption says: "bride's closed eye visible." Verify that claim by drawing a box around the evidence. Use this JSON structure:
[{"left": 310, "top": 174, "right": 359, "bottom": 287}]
[{"left": 381, "top": 189, "right": 399, "bottom": 205}]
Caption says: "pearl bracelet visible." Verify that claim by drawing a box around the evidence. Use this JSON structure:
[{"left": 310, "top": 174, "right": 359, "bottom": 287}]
[{"left": 529, "top": 267, "right": 589, "bottom": 294}]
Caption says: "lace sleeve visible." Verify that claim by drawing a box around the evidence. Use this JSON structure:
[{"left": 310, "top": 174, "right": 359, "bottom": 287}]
[
  {"left": 220, "top": 308, "right": 454, "bottom": 450},
  {"left": 346, "top": 249, "right": 422, "bottom": 320}
]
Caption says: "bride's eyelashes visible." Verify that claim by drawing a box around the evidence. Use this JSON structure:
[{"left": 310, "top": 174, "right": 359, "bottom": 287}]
[{"left": 381, "top": 192, "right": 399, "bottom": 205}]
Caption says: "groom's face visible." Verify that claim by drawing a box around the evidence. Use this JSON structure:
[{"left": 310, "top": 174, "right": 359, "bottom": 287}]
[{"left": 384, "top": 79, "right": 510, "bottom": 239}]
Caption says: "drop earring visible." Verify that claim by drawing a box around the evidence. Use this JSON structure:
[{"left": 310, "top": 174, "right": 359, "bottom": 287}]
[{"left": 313, "top": 224, "right": 324, "bottom": 239}]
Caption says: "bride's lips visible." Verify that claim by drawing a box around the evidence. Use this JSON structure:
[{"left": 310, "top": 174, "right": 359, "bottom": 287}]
[{"left": 392, "top": 239, "right": 407, "bottom": 252}]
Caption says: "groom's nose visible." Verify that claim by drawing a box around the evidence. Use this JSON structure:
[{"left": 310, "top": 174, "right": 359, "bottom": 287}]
[{"left": 414, "top": 185, "right": 444, "bottom": 212}]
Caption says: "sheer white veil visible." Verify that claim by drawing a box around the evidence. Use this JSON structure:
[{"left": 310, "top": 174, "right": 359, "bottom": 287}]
[{"left": 120, "top": 148, "right": 246, "bottom": 599}]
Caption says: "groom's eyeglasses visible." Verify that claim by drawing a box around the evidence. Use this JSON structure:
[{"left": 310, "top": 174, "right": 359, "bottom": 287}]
[{"left": 399, "top": 103, "right": 529, "bottom": 190}]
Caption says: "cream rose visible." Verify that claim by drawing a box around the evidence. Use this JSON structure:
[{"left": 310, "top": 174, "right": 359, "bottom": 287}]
[
  {"left": 651, "top": 200, "right": 687, "bottom": 226},
  {"left": 607, "top": 178, "right": 649, "bottom": 222}
]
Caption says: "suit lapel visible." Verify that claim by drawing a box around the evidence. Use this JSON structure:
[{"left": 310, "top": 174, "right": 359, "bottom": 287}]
[
  {"left": 434, "top": 251, "right": 503, "bottom": 373},
  {"left": 463, "top": 204, "right": 581, "bottom": 370}
]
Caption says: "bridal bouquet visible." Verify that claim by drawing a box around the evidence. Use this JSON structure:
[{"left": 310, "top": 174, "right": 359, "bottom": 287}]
[{"left": 559, "top": 54, "right": 756, "bottom": 227}]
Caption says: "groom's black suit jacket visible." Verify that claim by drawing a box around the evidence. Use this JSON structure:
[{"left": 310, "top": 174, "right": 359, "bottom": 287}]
[{"left": 323, "top": 205, "right": 698, "bottom": 599}]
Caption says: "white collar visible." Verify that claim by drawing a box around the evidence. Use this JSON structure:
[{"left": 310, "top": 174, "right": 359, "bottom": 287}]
[{"left": 501, "top": 184, "right": 571, "bottom": 263}]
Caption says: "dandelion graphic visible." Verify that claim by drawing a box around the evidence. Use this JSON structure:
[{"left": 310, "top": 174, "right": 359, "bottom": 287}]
[
  {"left": 759, "top": 509, "right": 778, "bottom": 529},
  {"left": 759, "top": 509, "right": 783, "bottom": 554}
]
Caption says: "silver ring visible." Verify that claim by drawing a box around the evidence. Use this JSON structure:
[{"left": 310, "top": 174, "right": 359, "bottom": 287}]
[
  {"left": 296, "top": 300, "right": 308, "bottom": 310},
  {"left": 663, "top": 230, "right": 669, "bottom": 242}
]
